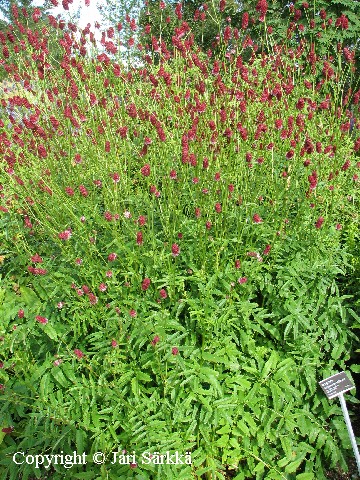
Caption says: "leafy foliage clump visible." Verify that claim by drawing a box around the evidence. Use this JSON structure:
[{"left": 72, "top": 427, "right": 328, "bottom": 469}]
[{"left": 0, "top": 2, "right": 359, "bottom": 479}]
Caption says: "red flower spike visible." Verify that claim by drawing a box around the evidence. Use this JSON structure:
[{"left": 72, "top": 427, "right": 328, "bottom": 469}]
[
  {"left": 58, "top": 229, "right": 72, "bottom": 240},
  {"left": 256, "top": 0, "right": 267, "bottom": 20},
  {"left": 31, "top": 254, "right": 43, "bottom": 263},
  {"left": 111, "top": 172, "right": 120, "bottom": 183},
  {"left": 136, "top": 232, "right": 143, "bottom": 245},
  {"left": 2, "top": 426, "right": 14, "bottom": 434},
  {"left": 335, "top": 14, "right": 348, "bottom": 30},
  {"left": 308, "top": 171, "right": 318, "bottom": 190},
  {"left": 79, "top": 185, "right": 89, "bottom": 197},
  {"left": 253, "top": 213, "right": 263, "bottom": 223},
  {"left": 141, "top": 164, "right": 151, "bottom": 177},
  {"left": 138, "top": 216, "right": 147, "bottom": 226},
  {"left": 341, "top": 160, "right": 350, "bottom": 171},
  {"left": 35, "top": 316, "right": 48, "bottom": 324},
  {"left": 141, "top": 278, "right": 151, "bottom": 291},
  {"left": 32, "top": 8, "right": 41, "bottom": 23},
  {"left": 315, "top": 217, "right": 324, "bottom": 229},
  {"left": 88, "top": 293, "right": 98, "bottom": 305},
  {"left": 151, "top": 335, "right": 160, "bottom": 346},
  {"left": 263, "top": 245, "right": 271, "bottom": 255},
  {"left": 242, "top": 12, "right": 249, "bottom": 30}
]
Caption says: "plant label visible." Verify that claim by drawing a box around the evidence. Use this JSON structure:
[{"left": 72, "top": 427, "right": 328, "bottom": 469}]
[{"left": 319, "top": 371, "right": 355, "bottom": 399}]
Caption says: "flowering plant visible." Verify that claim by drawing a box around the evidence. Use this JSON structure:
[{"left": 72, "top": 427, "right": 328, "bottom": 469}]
[{"left": 0, "top": 1, "right": 359, "bottom": 479}]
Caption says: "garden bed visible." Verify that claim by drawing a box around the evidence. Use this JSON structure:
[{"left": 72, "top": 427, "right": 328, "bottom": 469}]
[{"left": 1, "top": 2, "right": 360, "bottom": 479}]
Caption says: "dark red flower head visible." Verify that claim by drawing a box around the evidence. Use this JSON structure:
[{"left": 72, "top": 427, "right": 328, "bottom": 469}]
[
  {"left": 74, "top": 349, "right": 84, "bottom": 359},
  {"left": 315, "top": 217, "right": 324, "bottom": 229},
  {"left": 136, "top": 231, "right": 143, "bottom": 245},
  {"left": 256, "top": 0, "right": 267, "bottom": 20},
  {"left": 151, "top": 335, "right": 160, "bottom": 346},
  {"left": 159, "top": 288, "right": 167, "bottom": 299},
  {"left": 171, "top": 243, "right": 180, "bottom": 256},
  {"left": 35, "top": 315, "right": 48, "bottom": 324},
  {"left": 253, "top": 213, "right": 263, "bottom": 223},
  {"left": 242, "top": 12, "right": 249, "bottom": 30},
  {"left": 141, "top": 278, "right": 151, "bottom": 291},
  {"left": 31, "top": 253, "right": 43, "bottom": 263},
  {"left": 141, "top": 164, "right": 151, "bottom": 177}
]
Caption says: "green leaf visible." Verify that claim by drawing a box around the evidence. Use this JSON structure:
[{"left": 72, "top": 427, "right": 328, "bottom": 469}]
[
  {"left": 278, "top": 456, "right": 291, "bottom": 468},
  {"left": 215, "top": 434, "right": 229, "bottom": 447},
  {"left": 76, "top": 429, "right": 85, "bottom": 455},
  {"left": 262, "top": 351, "right": 279, "bottom": 379},
  {"left": 349, "top": 364, "right": 360, "bottom": 373},
  {"left": 0, "top": 430, "right": 6, "bottom": 446},
  {"left": 296, "top": 474, "right": 315, "bottom": 480},
  {"left": 242, "top": 412, "right": 257, "bottom": 435},
  {"left": 19, "top": 286, "right": 40, "bottom": 304},
  {"left": 131, "top": 377, "right": 139, "bottom": 397},
  {"left": 107, "top": 424, "right": 119, "bottom": 442},
  {"left": 136, "top": 371, "right": 152, "bottom": 382},
  {"left": 253, "top": 462, "right": 265, "bottom": 473},
  {"left": 51, "top": 368, "right": 69, "bottom": 388},
  {"left": 202, "top": 351, "right": 229, "bottom": 365},
  {"left": 72, "top": 473, "right": 96, "bottom": 479},
  {"left": 236, "top": 420, "right": 249, "bottom": 436},
  {"left": 217, "top": 424, "right": 231, "bottom": 434},
  {"left": 280, "top": 436, "right": 293, "bottom": 459},
  {"left": 285, "top": 458, "right": 304, "bottom": 473},
  {"left": 62, "top": 362, "right": 78, "bottom": 384},
  {"left": 40, "top": 373, "right": 51, "bottom": 399},
  {"left": 43, "top": 323, "right": 58, "bottom": 340}
]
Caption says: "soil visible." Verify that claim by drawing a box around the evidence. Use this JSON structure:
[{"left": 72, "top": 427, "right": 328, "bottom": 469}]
[
  {"left": 331, "top": 401, "right": 359, "bottom": 480},
  {"left": 326, "top": 457, "right": 359, "bottom": 480}
]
